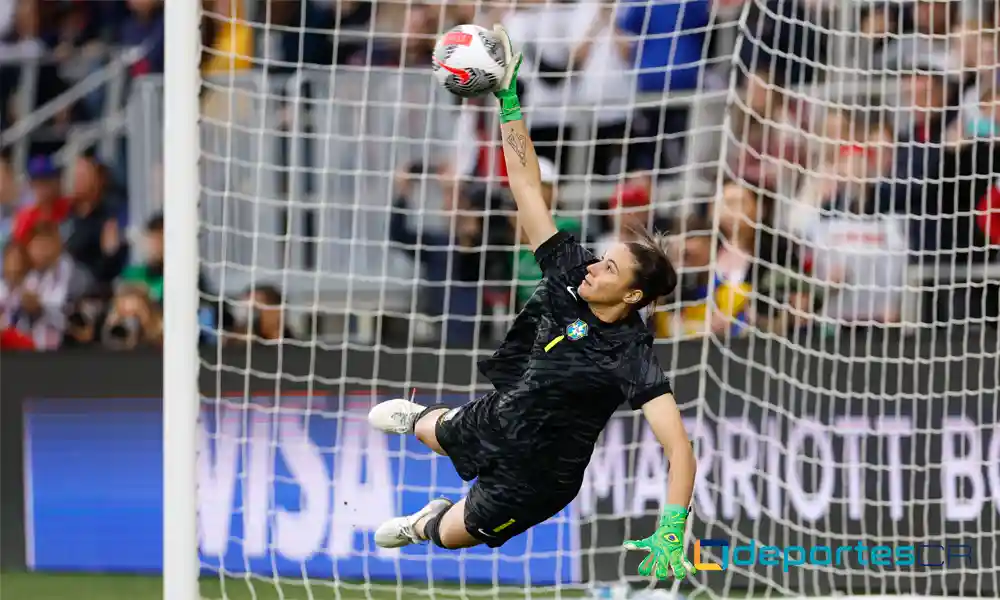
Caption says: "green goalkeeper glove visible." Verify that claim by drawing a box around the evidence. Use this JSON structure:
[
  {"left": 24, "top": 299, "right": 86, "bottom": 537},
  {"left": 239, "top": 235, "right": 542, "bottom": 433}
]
[
  {"left": 491, "top": 24, "right": 523, "bottom": 124},
  {"left": 623, "top": 505, "right": 697, "bottom": 580}
]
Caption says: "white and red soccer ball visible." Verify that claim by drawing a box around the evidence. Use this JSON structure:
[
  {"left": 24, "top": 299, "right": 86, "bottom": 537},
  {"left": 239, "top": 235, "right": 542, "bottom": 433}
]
[{"left": 432, "top": 25, "right": 508, "bottom": 98}]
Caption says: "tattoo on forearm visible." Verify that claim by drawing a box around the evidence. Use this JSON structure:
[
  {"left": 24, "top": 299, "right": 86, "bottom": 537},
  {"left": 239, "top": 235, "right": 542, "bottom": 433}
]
[{"left": 505, "top": 129, "right": 528, "bottom": 167}]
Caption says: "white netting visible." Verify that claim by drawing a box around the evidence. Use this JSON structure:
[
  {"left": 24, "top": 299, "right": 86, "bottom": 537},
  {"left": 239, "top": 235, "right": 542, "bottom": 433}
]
[{"left": 151, "top": 0, "right": 1000, "bottom": 598}]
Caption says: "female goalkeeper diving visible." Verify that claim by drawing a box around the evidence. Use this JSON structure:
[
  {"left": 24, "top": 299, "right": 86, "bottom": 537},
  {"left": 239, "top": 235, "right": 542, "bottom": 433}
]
[{"left": 367, "top": 26, "right": 698, "bottom": 581}]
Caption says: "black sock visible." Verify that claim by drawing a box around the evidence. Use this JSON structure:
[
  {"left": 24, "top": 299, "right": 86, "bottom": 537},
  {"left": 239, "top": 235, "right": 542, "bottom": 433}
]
[
  {"left": 412, "top": 404, "right": 451, "bottom": 434},
  {"left": 421, "top": 506, "right": 451, "bottom": 549}
]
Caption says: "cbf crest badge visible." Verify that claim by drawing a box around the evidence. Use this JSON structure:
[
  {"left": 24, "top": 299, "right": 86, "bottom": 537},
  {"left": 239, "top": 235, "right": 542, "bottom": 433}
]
[{"left": 566, "top": 319, "right": 588, "bottom": 341}]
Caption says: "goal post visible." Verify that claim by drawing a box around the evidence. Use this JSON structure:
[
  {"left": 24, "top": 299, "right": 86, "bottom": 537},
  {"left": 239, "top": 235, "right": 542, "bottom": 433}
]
[
  {"left": 154, "top": 0, "right": 1000, "bottom": 598},
  {"left": 162, "top": 0, "right": 200, "bottom": 597}
]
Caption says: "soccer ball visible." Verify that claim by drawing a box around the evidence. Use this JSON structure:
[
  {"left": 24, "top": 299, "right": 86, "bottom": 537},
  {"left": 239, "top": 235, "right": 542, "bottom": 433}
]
[{"left": 432, "top": 25, "right": 508, "bottom": 98}]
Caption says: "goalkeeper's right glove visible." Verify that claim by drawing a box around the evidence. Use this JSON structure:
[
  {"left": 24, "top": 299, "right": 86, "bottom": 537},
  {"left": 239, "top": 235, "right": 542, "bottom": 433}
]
[{"left": 491, "top": 25, "right": 523, "bottom": 124}]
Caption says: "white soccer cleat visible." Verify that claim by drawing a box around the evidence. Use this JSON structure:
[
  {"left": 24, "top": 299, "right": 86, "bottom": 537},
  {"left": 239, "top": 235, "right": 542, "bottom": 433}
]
[
  {"left": 368, "top": 398, "right": 427, "bottom": 434},
  {"left": 374, "top": 498, "right": 453, "bottom": 548}
]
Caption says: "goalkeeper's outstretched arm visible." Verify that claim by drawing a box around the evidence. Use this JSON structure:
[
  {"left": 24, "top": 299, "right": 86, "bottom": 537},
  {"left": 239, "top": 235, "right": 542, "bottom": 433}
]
[
  {"left": 492, "top": 27, "right": 558, "bottom": 252},
  {"left": 623, "top": 392, "right": 698, "bottom": 580},
  {"left": 642, "top": 393, "right": 696, "bottom": 508}
]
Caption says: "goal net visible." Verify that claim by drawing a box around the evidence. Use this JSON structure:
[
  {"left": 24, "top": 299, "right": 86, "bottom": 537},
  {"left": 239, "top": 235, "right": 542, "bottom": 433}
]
[{"left": 153, "top": 0, "right": 1000, "bottom": 598}]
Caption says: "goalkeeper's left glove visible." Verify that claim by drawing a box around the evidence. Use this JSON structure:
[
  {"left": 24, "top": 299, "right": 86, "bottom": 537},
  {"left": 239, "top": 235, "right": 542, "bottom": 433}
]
[
  {"left": 491, "top": 24, "right": 523, "bottom": 124},
  {"left": 623, "top": 505, "right": 697, "bottom": 580}
]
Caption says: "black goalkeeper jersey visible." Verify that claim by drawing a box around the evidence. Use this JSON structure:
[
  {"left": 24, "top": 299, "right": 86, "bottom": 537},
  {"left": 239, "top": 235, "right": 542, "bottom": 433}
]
[{"left": 475, "top": 230, "right": 673, "bottom": 489}]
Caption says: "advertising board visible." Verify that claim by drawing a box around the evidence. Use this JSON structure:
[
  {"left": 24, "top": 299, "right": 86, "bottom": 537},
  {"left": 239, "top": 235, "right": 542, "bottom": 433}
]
[
  {"left": 5, "top": 332, "right": 999, "bottom": 596},
  {"left": 23, "top": 394, "right": 578, "bottom": 585}
]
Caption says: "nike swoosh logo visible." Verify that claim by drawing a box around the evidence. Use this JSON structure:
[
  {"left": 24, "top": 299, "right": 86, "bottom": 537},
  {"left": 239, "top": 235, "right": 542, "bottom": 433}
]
[
  {"left": 435, "top": 60, "right": 470, "bottom": 83},
  {"left": 567, "top": 286, "right": 578, "bottom": 300},
  {"left": 477, "top": 528, "right": 497, "bottom": 538}
]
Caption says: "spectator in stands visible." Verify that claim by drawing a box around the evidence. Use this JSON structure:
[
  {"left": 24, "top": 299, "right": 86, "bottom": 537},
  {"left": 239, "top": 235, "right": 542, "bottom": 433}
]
[
  {"left": 114, "top": 211, "right": 228, "bottom": 341},
  {"left": 872, "top": 55, "right": 971, "bottom": 256},
  {"left": 0, "top": 0, "right": 40, "bottom": 51},
  {"left": 511, "top": 156, "right": 581, "bottom": 310},
  {"left": 1, "top": 0, "right": 89, "bottom": 131},
  {"left": 912, "top": 75, "right": 1000, "bottom": 257},
  {"left": 708, "top": 182, "right": 812, "bottom": 334},
  {"left": 712, "top": 183, "right": 809, "bottom": 330},
  {"left": 711, "top": 183, "right": 763, "bottom": 285},
  {"left": 365, "top": 2, "right": 437, "bottom": 68},
  {"left": 102, "top": 282, "right": 163, "bottom": 350},
  {"left": 658, "top": 183, "right": 814, "bottom": 338},
  {"left": 0, "top": 154, "right": 28, "bottom": 245},
  {"left": 913, "top": 0, "right": 959, "bottom": 35},
  {"left": 787, "top": 108, "right": 895, "bottom": 234},
  {"left": 461, "top": 169, "right": 516, "bottom": 287},
  {"left": 68, "top": 1, "right": 129, "bottom": 48},
  {"left": 433, "top": 106, "right": 519, "bottom": 323},
  {"left": 42, "top": 1, "right": 98, "bottom": 60},
  {"left": 65, "top": 155, "right": 128, "bottom": 288},
  {"left": 593, "top": 177, "right": 670, "bottom": 258},
  {"left": 954, "top": 17, "right": 999, "bottom": 84},
  {"left": 122, "top": 0, "right": 165, "bottom": 77},
  {"left": 6, "top": 224, "right": 90, "bottom": 350},
  {"left": 958, "top": 74, "right": 1000, "bottom": 142},
  {"left": 618, "top": 0, "right": 711, "bottom": 174},
  {"left": 501, "top": 2, "right": 632, "bottom": 176},
  {"left": 389, "top": 164, "right": 486, "bottom": 345},
  {"left": 782, "top": 110, "right": 907, "bottom": 324},
  {"left": 0, "top": 241, "right": 31, "bottom": 348},
  {"left": 31, "top": 1, "right": 125, "bottom": 117},
  {"left": 574, "top": 4, "right": 634, "bottom": 176},
  {"left": 699, "top": 0, "right": 830, "bottom": 195},
  {"left": 808, "top": 187, "right": 908, "bottom": 325},
  {"left": 257, "top": 0, "right": 337, "bottom": 71},
  {"left": 651, "top": 215, "right": 746, "bottom": 338},
  {"left": 119, "top": 214, "right": 163, "bottom": 303},
  {"left": 11, "top": 156, "right": 71, "bottom": 245},
  {"left": 868, "top": 0, "right": 961, "bottom": 70},
  {"left": 201, "top": 0, "right": 253, "bottom": 74},
  {"left": 63, "top": 291, "right": 107, "bottom": 348},
  {"left": 197, "top": 285, "right": 235, "bottom": 346},
  {"left": 725, "top": 73, "right": 812, "bottom": 195},
  {"left": 750, "top": 251, "right": 818, "bottom": 337},
  {"left": 229, "top": 284, "right": 293, "bottom": 344},
  {"left": 900, "top": 53, "right": 962, "bottom": 142}
]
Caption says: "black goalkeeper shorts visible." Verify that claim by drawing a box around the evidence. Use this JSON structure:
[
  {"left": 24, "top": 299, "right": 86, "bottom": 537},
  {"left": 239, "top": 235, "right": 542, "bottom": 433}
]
[{"left": 434, "top": 392, "right": 579, "bottom": 548}]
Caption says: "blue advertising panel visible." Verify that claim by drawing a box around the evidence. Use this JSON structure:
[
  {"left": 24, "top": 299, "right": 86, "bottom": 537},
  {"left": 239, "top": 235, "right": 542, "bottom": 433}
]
[{"left": 23, "top": 396, "right": 580, "bottom": 585}]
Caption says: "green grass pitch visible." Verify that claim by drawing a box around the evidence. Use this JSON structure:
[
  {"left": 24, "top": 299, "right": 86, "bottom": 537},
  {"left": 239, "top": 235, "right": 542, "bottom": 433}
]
[{"left": 0, "top": 572, "right": 591, "bottom": 600}]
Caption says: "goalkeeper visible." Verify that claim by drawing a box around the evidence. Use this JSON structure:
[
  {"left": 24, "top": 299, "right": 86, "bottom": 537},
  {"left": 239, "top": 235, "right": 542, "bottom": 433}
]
[{"left": 367, "top": 26, "right": 697, "bottom": 580}]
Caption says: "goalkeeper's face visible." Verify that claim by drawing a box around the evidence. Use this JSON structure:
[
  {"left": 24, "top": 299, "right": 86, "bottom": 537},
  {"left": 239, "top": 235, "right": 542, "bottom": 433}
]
[
  {"left": 580, "top": 236, "right": 677, "bottom": 313},
  {"left": 579, "top": 242, "right": 638, "bottom": 306}
]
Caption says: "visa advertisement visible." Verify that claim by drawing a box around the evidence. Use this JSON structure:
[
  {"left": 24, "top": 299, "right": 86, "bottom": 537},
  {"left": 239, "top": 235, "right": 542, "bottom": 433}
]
[{"left": 22, "top": 395, "right": 580, "bottom": 584}]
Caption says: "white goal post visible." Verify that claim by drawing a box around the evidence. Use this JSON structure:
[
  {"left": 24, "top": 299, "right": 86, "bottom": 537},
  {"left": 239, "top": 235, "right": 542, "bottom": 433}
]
[
  {"left": 158, "top": 0, "right": 1000, "bottom": 599},
  {"left": 162, "top": 0, "right": 201, "bottom": 598}
]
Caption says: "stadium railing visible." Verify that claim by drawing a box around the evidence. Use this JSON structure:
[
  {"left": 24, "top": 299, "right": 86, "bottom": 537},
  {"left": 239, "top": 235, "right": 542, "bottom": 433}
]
[{"left": 0, "top": 47, "right": 144, "bottom": 179}]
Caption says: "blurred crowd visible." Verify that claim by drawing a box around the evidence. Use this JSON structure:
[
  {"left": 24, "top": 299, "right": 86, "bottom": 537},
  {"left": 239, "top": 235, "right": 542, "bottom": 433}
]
[
  {"left": 1, "top": 0, "right": 999, "bottom": 351},
  {"left": 389, "top": 0, "right": 1000, "bottom": 345}
]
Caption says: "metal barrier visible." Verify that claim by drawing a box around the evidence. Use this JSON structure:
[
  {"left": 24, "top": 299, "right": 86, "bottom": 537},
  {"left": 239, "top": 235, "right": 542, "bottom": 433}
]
[{"left": 0, "top": 47, "right": 139, "bottom": 173}]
